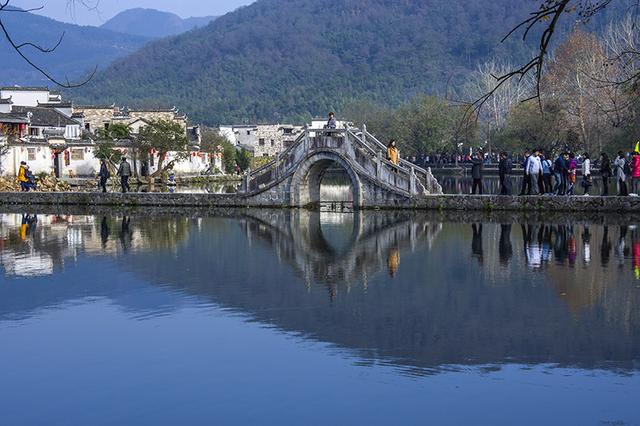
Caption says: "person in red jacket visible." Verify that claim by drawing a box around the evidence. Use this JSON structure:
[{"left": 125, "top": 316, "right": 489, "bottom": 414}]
[{"left": 631, "top": 151, "right": 640, "bottom": 195}]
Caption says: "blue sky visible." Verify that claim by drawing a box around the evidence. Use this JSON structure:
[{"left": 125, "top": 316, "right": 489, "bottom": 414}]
[{"left": 12, "top": 0, "right": 254, "bottom": 25}]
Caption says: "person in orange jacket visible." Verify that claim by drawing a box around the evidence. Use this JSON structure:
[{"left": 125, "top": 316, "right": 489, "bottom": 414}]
[
  {"left": 387, "top": 140, "right": 399, "bottom": 165},
  {"left": 17, "top": 161, "right": 29, "bottom": 191}
]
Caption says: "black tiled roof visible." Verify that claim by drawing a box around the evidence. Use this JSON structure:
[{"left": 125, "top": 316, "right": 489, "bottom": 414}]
[
  {"left": 12, "top": 106, "right": 80, "bottom": 127},
  {"left": 0, "top": 86, "right": 49, "bottom": 92},
  {"left": 0, "top": 112, "right": 30, "bottom": 124}
]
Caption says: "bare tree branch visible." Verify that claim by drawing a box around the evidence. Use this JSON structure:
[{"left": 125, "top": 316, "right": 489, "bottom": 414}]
[{"left": 0, "top": 0, "right": 97, "bottom": 87}]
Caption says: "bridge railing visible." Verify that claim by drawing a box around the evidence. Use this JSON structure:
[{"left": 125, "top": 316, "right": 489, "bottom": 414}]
[
  {"left": 242, "top": 125, "right": 441, "bottom": 196},
  {"left": 353, "top": 125, "right": 442, "bottom": 194}
]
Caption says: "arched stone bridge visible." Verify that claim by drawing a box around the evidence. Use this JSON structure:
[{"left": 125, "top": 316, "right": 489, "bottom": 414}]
[{"left": 240, "top": 126, "right": 442, "bottom": 208}]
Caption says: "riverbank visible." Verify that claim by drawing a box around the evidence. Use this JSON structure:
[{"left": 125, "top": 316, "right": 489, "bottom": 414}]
[{"left": 0, "top": 191, "right": 639, "bottom": 212}]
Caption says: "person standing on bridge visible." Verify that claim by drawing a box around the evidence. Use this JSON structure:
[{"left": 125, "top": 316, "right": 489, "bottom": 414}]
[
  {"left": 471, "top": 152, "right": 484, "bottom": 195},
  {"left": 387, "top": 140, "right": 399, "bottom": 166},
  {"left": 326, "top": 112, "right": 337, "bottom": 129},
  {"left": 118, "top": 157, "right": 132, "bottom": 194}
]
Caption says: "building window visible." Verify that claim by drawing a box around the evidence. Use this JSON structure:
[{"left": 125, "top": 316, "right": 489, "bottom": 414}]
[
  {"left": 85, "top": 123, "right": 91, "bottom": 132},
  {"left": 271, "top": 140, "right": 275, "bottom": 147},
  {"left": 283, "top": 128, "right": 293, "bottom": 135},
  {"left": 71, "top": 149, "right": 84, "bottom": 161},
  {"left": 246, "top": 131, "right": 251, "bottom": 136},
  {"left": 29, "top": 128, "right": 39, "bottom": 137},
  {"left": 259, "top": 138, "right": 265, "bottom": 146},
  {"left": 104, "top": 123, "right": 110, "bottom": 130},
  {"left": 27, "top": 148, "right": 36, "bottom": 161},
  {"left": 263, "top": 153, "right": 269, "bottom": 157}
]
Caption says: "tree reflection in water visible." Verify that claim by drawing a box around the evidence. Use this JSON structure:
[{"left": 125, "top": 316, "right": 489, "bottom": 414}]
[{"left": 0, "top": 208, "right": 639, "bottom": 375}]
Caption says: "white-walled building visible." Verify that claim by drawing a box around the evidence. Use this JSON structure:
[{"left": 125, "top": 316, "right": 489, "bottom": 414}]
[
  {"left": 0, "top": 86, "right": 221, "bottom": 179},
  {"left": 219, "top": 124, "right": 304, "bottom": 157}
]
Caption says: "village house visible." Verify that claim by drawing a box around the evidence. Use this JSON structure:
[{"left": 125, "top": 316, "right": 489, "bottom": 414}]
[
  {"left": 220, "top": 124, "right": 304, "bottom": 157},
  {"left": 0, "top": 86, "right": 220, "bottom": 179}
]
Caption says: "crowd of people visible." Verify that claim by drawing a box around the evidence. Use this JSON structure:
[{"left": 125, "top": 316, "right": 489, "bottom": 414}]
[
  {"left": 406, "top": 146, "right": 640, "bottom": 197},
  {"left": 494, "top": 149, "right": 640, "bottom": 197}
]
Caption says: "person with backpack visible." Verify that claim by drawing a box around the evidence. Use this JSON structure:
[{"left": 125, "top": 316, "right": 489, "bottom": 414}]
[
  {"left": 600, "top": 153, "right": 612, "bottom": 196},
  {"left": 614, "top": 151, "right": 629, "bottom": 196},
  {"left": 581, "top": 153, "right": 592, "bottom": 196},
  {"left": 98, "top": 159, "right": 111, "bottom": 193}
]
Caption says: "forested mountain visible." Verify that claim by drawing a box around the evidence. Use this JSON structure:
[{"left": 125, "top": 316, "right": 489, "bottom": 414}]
[
  {"left": 72, "top": 0, "right": 620, "bottom": 124},
  {"left": 101, "top": 9, "right": 218, "bottom": 38},
  {"left": 0, "top": 10, "right": 149, "bottom": 86}
]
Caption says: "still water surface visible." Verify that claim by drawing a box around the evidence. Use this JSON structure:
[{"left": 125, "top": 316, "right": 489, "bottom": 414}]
[{"left": 1, "top": 209, "right": 639, "bottom": 425}]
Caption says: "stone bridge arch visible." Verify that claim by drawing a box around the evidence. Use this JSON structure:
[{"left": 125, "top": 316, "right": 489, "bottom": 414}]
[
  {"left": 241, "top": 126, "right": 442, "bottom": 209},
  {"left": 289, "top": 150, "right": 363, "bottom": 209}
]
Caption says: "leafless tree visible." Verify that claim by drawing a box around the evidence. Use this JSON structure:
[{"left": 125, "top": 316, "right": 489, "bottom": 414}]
[
  {"left": 465, "top": 59, "right": 535, "bottom": 135},
  {"left": 0, "top": 0, "right": 98, "bottom": 87},
  {"left": 472, "top": 0, "right": 639, "bottom": 114}
]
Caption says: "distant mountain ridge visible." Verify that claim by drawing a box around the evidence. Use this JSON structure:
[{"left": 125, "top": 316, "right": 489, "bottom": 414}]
[
  {"left": 101, "top": 8, "right": 218, "bottom": 38},
  {"left": 0, "top": 9, "right": 149, "bottom": 86}
]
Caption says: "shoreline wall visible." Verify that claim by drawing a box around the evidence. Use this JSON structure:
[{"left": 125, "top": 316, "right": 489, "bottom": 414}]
[{"left": 0, "top": 192, "right": 639, "bottom": 212}]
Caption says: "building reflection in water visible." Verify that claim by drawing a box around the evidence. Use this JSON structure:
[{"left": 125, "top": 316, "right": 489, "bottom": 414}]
[{"left": 1, "top": 209, "right": 639, "bottom": 374}]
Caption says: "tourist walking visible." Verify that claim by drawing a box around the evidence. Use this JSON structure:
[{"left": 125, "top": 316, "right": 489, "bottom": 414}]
[
  {"left": 600, "top": 153, "right": 612, "bottom": 196},
  {"left": 581, "top": 153, "right": 592, "bottom": 196},
  {"left": 98, "top": 159, "right": 110, "bottom": 193},
  {"left": 118, "top": 157, "right": 132, "bottom": 194},
  {"left": 498, "top": 152, "right": 512, "bottom": 195},
  {"left": 387, "top": 140, "right": 399, "bottom": 166},
  {"left": 519, "top": 150, "right": 532, "bottom": 195},
  {"left": 566, "top": 153, "right": 577, "bottom": 195},
  {"left": 526, "top": 149, "right": 542, "bottom": 195},
  {"left": 553, "top": 153, "right": 568, "bottom": 195},
  {"left": 614, "top": 151, "right": 629, "bottom": 196},
  {"left": 541, "top": 154, "right": 553, "bottom": 194},
  {"left": 631, "top": 151, "right": 640, "bottom": 195},
  {"left": 471, "top": 152, "right": 484, "bottom": 194}
]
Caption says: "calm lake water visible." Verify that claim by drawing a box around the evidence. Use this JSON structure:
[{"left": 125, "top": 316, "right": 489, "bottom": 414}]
[{"left": 1, "top": 208, "right": 639, "bottom": 425}]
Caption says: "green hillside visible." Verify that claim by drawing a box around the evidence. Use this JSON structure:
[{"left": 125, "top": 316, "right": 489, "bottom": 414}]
[
  {"left": 70, "top": 0, "right": 580, "bottom": 124},
  {"left": 0, "top": 9, "right": 149, "bottom": 86}
]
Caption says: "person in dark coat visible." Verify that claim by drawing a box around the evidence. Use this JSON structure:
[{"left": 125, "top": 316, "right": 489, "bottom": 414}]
[
  {"left": 471, "top": 152, "right": 484, "bottom": 195},
  {"left": 600, "top": 153, "right": 612, "bottom": 196},
  {"left": 98, "top": 159, "right": 110, "bottom": 193},
  {"left": 553, "top": 153, "right": 568, "bottom": 195},
  {"left": 498, "top": 152, "right": 513, "bottom": 195},
  {"left": 519, "top": 150, "right": 531, "bottom": 195},
  {"left": 117, "top": 157, "right": 132, "bottom": 194}
]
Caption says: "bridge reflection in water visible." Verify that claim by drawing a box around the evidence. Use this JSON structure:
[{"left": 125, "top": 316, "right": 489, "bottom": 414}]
[{"left": 0, "top": 209, "right": 639, "bottom": 376}]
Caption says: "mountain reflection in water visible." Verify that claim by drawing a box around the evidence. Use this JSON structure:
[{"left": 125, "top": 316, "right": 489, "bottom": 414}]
[{"left": 1, "top": 209, "right": 639, "bottom": 378}]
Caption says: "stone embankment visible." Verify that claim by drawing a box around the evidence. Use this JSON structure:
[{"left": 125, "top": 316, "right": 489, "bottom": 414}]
[{"left": 0, "top": 191, "right": 639, "bottom": 212}]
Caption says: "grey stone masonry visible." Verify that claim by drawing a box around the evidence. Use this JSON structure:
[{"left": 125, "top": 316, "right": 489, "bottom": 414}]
[{"left": 0, "top": 192, "right": 639, "bottom": 212}]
